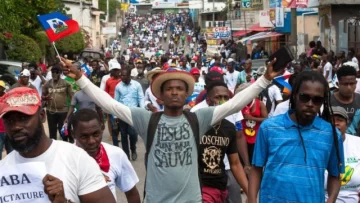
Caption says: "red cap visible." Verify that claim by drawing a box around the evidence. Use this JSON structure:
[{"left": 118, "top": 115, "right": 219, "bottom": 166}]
[
  {"left": 210, "top": 66, "right": 224, "bottom": 74},
  {"left": 0, "top": 87, "right": 41, "bottom": 118},
  {"left": 190, "top": 68, "right": 200, "bottom": 75}
]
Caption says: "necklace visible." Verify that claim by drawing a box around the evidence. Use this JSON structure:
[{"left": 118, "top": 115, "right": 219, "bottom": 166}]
[{"left": 212, "top": 120, "right": 222, "bottom": 134}]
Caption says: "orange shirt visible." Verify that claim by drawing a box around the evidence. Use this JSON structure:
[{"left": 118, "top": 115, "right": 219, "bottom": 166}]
[{"left": 105, "top": 77, "right": 121, "bottom": 98}]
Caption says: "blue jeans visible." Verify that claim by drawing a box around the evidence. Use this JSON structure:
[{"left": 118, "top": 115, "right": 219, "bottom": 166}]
[
  {"left": 0, "top": 133, "right": 12, "bottom": 160},
  {"left": 119, "top": 119, "right": 137, "bottom": 156}
]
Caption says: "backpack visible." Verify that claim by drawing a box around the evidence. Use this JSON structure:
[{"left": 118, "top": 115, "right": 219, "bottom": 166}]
[
  {"left": 259, "top": 84, "right": 274, "bottom": 114},
  {"left": 143, "top": 111, "right": 200, "bottom": 199}
]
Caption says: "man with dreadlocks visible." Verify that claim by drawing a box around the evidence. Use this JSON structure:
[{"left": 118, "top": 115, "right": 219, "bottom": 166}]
[{"left": 248, "top": 71, "right": 345, "bottom": 203}]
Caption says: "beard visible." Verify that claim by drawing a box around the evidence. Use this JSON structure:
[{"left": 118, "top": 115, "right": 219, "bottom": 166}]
[{"left": 8, "top": 119, "right": 43, "bottom": 154}]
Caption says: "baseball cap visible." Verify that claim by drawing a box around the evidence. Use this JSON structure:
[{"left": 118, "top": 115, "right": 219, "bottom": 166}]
[
  {"left": 0, "top": 87, "right": 41, "bottom": 118},
  {"left": 205, "top": 71, "right": 224, "bottom": 85},
  {"left": 109, "top": 60, "right": 121, "bottom": 71},
  {"left": 0, "top": 80, "right": 5, "bottom": 88},
  {"left": 227, "top": 58, "right": 235, "bottom": 63},
  {"left": 331, "top": 106, "right": 348, "bottom": 121},
  {"left": 210, "top": 66, "right": 224, "bottom": 75},
  {"left": 20, "top": 69, "right": 30, "bottom": 77},
  {"left": 190, "top": 68, "right": 200, "bottom": 75}
]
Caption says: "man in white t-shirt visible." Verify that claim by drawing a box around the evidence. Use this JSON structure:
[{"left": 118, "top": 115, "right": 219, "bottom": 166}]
[
  {"left": 29, "top": 67, "right": 46, "bottom": 97},
  {"left": 0, "top": 87, "right": 115, "bottom": 203},
  {"left": 72, "top": 108, "right": 141, "bottom": 202},
  {"left": 224, "top": 59, "right": 239, "bottom": 93},
  {"left": 322, "top": 53, "right": 333, "bottom": 82}
]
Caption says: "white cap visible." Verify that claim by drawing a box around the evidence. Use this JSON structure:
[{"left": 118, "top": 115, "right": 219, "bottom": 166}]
[
  {"left": 227, "top": 58, "right": 234, "bottom": 63},
  {"left": 20, "top": 69, "right": 30, "bottom": 77},
  {"left": 109, "top": 60, "right": 121, "bottom": 71}
]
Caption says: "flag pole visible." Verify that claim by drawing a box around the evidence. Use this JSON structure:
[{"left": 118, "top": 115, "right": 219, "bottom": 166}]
[{"left": 52, "top": 42, "right": 61, "bottom": 58}]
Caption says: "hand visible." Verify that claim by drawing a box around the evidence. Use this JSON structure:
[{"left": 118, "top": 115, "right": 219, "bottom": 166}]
[
  {"left": 43, "top": 174, "right": 66, "bottom": 203},
  {"left": 57, "top": 56, "right": 82, "bottom": 80},
  {"left": 244, "top": 165, "right": 252, "bottom": 175},
  {"left": 263, "top": 58, "right": 283, "bottom": 81},
  {"left": 63, "top": 118, "right": 68, "bottom": 124},
  {"left": 35, "top": 69, "right": 41, "bottom": 76}
]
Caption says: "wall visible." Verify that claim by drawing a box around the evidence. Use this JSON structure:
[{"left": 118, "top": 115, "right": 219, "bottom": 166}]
[
  {"left": 231, "top": 10, "right": 260, "bottom": 30},
  {"left": 296, "top": 15, "right": 319, "bottom": 54},
  {"left": 63, "top": 0, "right": 100, "bottom": 48},
  {"left": 319, "top": 0, "right": 359, "bottom": 5}
]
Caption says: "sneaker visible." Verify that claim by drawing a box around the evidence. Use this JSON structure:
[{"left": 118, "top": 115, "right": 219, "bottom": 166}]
[{"left": 131, "top": 151, "right": 137, "bottom": 161}]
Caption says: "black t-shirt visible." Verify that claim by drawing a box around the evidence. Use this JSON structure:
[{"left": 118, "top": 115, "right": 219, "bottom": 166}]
[
  {"left": 91, "top": 69, "right": 106, "bottom": 87},
  {"left": 198, "top": 119, "right": 237, "bottom": 190},
  {"left": 330, "top": 93, "right": 360, "bottom": 124}
]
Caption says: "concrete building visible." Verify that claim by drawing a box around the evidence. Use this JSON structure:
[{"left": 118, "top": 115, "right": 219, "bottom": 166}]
[
  {"left": 309, "top": 0, "right": 360, "bottom": 54},
  {"left": 63, "top": 0, "right": 104, "bottom": 48}
]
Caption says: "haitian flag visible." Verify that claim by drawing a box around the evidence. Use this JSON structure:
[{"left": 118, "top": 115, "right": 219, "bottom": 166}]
[
  {"left": 274, "top": 74, "right": 292, "bottom": 92},
  {"left": 37, "top": 12, "right": 80, "bottom": 42}
]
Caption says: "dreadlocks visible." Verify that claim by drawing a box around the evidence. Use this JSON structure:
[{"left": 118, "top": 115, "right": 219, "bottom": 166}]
[{"left": 289, "top": 71, "right": 341, "bottom": 171}]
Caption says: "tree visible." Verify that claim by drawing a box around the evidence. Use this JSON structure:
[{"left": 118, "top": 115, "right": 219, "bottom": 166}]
[
  {"left": 0, "top": 0, "right": 66, "bottom": 36},
  {"left": 98, "top": 0, "right": 120, "bottom": 20},
  {"left": 4, "top": 34, "right": 42, "bottom": 62},
  {"left": 56, "top": 31, "right": 85, "bottom": 54}
]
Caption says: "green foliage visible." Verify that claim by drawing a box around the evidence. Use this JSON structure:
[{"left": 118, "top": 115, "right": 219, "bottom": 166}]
[
  {"left": 56, "top": 31, "right": 85, "bottom": 54},
  {"left": 34, "top": 31, "right": 50, "bottom": 56},
  {"left": 4, "top": 34, "right": 41, "bottom": 62},
  {"left": 98, "top": 0, "right": 120, "bottom": 19},
  {"left": 0, "top": 0, "right": 66, "bottom": 35}
]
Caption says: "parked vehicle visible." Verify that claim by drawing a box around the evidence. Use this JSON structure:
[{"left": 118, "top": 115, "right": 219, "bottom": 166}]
[{"left": 0, "top": 60, "right": 22, "bottom": 90}]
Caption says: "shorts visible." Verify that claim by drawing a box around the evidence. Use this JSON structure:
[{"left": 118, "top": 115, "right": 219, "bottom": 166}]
[{"left": 202, "top": 185, "right": 228, "bottom": 203}]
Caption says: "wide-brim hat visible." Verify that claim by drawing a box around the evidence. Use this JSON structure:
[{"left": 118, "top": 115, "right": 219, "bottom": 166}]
[
  {"left": 146, "top": 67, "right": 163, "bottom": 81},
  {"left": 151, "top": 68, "right": 195, "bottom": 99}
]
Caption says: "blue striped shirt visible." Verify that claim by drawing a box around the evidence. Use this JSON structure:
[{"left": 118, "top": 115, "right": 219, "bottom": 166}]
[
  {"left": 114, "top": 80, "right": 145, "bottom": 108},
  {"left": 252, "top": 110, "right": 345, "bottom": 203}
]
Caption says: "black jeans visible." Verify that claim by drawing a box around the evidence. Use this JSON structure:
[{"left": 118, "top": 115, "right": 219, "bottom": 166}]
[
  {"left": 119, "top": 119, "right": 137, "bottom": 156},
  {"left": 47, "top": 111, "right": 74, "bottom": 143}
]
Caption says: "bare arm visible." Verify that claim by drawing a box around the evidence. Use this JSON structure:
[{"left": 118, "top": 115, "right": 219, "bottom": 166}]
[
  {"left": 248, "top": 166, "right": 263, "bottom": 203},
  {"left": 79, "top": 186, "right": 116, "bottom": 203},
  {"left": 125, "top": 186, "right": 141, "bottom": 203},
  {"left": 236, "top": 131, "right": 250, "bottom": 167},
  {"left": 229, "top": 153, "right": 248, "bottom": 195},
  {"left": 65, "top": 105, "right": 75, "bottom": 123},
  {"left": 326, "top": 175, "right": 341, "bottom": 203}
]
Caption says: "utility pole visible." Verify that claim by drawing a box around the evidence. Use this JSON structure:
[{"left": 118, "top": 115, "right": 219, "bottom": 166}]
[
  {"left": 106, "top": 0, "right": 109, "bottom": 22},
  {"left": 290, "top": 8, "right": 297, "bottom": 56},
  {"left": 212, "top": 0, "right": 215, "bottom": 25}
]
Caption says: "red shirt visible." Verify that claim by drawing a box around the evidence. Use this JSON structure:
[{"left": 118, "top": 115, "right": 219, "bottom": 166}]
[
  {"left": 105, "top": 77, "right": 121, "bottom": 98},
  {"left": 241, "top": 99, "right": 261, "bottom": 144},
  {"left": 0, "top": 119, "right": 5, "bottom": 133}
]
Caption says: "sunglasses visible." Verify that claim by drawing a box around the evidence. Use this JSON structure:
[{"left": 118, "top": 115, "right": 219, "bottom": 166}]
[
  {"left": 298, "top": 93, "right": 324, "bottom": 105},
  {"left": 51, "top": 70, "right": 61, "bottom": 74}
]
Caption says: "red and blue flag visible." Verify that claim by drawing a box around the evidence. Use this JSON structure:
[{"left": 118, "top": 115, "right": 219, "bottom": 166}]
[
  {"left": 37, "top": 12, "right": 80, "bottom": 42},
  {"left": 274, "top": 74, "right": 292, "bottom": 92}
]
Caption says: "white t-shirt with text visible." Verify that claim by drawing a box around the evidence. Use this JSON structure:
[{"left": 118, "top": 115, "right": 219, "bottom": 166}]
[{"left": 0, "top": 140, "right": 107, "bottom": 203}]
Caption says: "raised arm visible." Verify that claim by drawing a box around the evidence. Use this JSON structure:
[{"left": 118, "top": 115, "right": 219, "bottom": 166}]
[
  {"left": 59, "top": 57, "right": 134, "bottom": 126},
  {"left": 211, "top": 76, "right": 271, "bottom": 125},
  {"left": 211, "top": 60, "right": 280, "bottom": 125}
]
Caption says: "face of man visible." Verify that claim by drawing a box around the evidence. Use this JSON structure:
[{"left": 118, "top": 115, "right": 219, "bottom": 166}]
[
  {"left": 73, "top": 119, "right": 103, "bottom": 157},
  {"left": 338, "top": 76, "right": 357, "bottom": 98},
  {"left": 322, "top": 53, "right": 328, "bottom": 62},
  {"left": 332, "top": 115, "right": 347, "bottom": 136},
  {"left": 20, "top": 76, "right": 29, "bottom": 85},
  {"left": 160, "top": 80, "right": 189, "bottom": 109},
  {"left": 51, "top": 69, "right": 61, "bottom": 81},
  {"left": 294, "top": 81, "right": 325, "bottom": 125},
  {"left": 227, "top": 63, "right": 234, "bottom": 72},
  {"left": 121, "top": 69, "right": 131, "bottom": 84},
  {"left": 245, "top": 61, "right": 252, "bottom": 71},
  {"left": 90, "top": 61, "right": 98, "bottom": 69},
  {"left": 206, "top": 86, "right": 229, "bottom": 106},
  {"left": 137, "top": 64, "right": 145, "bottom": 76},
  {"left": 3, "top": 109, "right": 45, "bottom": 154}
]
